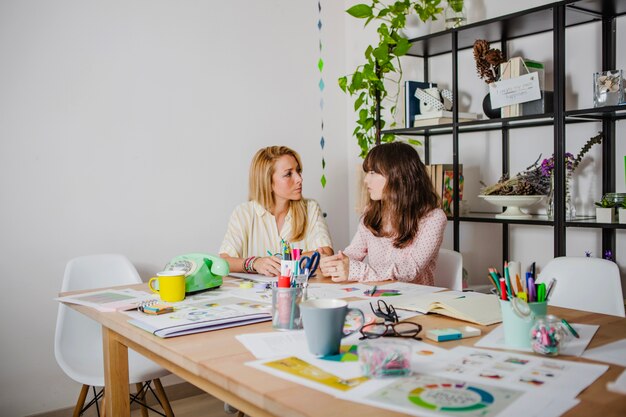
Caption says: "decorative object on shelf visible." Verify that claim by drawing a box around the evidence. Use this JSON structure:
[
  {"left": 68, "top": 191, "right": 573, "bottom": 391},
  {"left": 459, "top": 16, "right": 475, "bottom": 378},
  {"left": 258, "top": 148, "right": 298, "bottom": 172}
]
[
  {"left": 594, "top": 198, "right": 616, "bottom": 223},
  {"left": 472, "top": 39, "right": 506, "bottom": 119},
  {"left": 618, "top": 199, "right": 626, "bottom": 224},
  {"left": 339, "top": 0, "right": 444, "bottom": 158},
  {"left": 545, "top": 160, "right": 575, "bottom": 220},
  {"left": 481, "top": 94, "right": 500, "bottom": 118},
  {"left": 478, "top": 195, "right": 544, "bottom": 219},
  {"left": 542, "top": 132, "right": 603, "bottom": 220},
  {"left": 593, "top": 69, "right": 624, "bottom": 107},
  {"left": 444, "top": 0, "right": 466, "bottom": 29}
]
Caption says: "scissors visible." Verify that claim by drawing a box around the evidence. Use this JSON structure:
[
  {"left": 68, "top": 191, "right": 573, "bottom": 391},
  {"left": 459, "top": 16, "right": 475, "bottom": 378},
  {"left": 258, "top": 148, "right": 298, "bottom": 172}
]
[{"left": 299, "top": 251, "right": 320, "bottom": 277}]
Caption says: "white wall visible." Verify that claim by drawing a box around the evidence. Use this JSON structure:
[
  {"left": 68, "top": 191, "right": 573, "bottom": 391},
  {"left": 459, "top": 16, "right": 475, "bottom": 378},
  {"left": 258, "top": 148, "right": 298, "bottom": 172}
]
[{"left": 0, "top": 1, "right": 348, "bottom": 415}]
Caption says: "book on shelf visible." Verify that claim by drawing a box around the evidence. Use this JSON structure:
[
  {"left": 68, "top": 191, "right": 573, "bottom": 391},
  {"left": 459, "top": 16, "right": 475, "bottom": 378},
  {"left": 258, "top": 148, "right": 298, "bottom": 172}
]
[
  {"left": 404, "top": 80, "right": 437, "bottom": 128},
  {"left": 125, "top": 295, "right": 272, "bottom": 338},
  {"left": 442, "top": 168, "right": 464, "bottom": 215},
  {"left": 393, "top": 291, "right": 502, "bottom": 326},
  {"left": 426, "top": 164, "right": 464, "bottom": 215},
  {"left": 56, "top": 288, "right": 158, "bottom": 312},
  {"left": 413, "top": 117, "right": 478, "bottom": 127}
]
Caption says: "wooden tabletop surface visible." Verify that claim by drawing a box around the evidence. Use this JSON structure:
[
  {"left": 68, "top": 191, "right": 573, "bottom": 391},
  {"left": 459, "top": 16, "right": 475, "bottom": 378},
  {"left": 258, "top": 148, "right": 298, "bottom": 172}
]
[{"left": 62, "top": 278, "right": 626, "bottom": 417}]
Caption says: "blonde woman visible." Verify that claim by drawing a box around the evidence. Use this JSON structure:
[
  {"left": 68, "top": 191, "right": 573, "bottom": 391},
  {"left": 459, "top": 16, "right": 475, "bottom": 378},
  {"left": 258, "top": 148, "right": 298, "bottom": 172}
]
[{"left": 219, "top": 146, "right": 333, "bottom": 276}]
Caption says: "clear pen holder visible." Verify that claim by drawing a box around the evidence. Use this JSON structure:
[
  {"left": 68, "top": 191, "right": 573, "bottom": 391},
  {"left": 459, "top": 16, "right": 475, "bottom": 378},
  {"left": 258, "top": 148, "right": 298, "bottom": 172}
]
[{"left": 271, "top": 287, "right": 303, "bottom": 330}]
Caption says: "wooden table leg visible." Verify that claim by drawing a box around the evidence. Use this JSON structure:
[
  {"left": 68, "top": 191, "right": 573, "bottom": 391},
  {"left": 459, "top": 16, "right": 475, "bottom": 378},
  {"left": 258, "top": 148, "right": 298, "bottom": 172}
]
[{"left": 102, "top": 327, "right": 130, "bottom": 417}]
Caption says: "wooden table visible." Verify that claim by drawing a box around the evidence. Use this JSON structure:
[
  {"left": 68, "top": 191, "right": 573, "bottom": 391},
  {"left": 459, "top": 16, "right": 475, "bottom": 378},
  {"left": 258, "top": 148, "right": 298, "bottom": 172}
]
[{"left": 63, "top": 281, "right": 626, "bottom": 417}]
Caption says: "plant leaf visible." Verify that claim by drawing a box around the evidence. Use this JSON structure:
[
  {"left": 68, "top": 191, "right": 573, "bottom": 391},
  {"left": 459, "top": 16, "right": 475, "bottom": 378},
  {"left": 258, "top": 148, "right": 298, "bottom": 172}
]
[{"left": 346, "top": 4, "right": 373, "bottom": 19}]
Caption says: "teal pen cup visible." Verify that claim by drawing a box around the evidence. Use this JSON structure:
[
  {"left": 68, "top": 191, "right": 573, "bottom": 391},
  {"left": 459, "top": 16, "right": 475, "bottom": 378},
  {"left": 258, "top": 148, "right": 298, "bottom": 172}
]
[{"left": 500, "top": 299, "right": 547, "bottom": 348}]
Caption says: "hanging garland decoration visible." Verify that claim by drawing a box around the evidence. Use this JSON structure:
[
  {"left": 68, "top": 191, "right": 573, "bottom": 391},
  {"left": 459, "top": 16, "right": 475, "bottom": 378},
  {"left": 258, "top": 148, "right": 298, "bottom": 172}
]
[{"left": 318, "top": 0, "right": 327, "bottom": 189}]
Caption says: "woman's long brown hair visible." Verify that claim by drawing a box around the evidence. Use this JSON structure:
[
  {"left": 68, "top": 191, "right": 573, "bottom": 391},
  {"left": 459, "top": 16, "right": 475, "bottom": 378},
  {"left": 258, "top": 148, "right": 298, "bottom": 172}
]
[{"left": 362, "top": 142, "right": 440, "bottom": 248}]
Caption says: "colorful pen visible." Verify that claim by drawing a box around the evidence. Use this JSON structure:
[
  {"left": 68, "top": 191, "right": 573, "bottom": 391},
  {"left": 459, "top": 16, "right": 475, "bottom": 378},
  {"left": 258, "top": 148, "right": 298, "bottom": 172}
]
[
  {"left": 561, "top": 318, "right": 580, "bottom": 338},
  {"left": 499, "top": 278, "right": 508, "bottom": 301},
  {"left": 545, "top": 278, "right": 557, "bottom": 301},
  {"left": 504, "top": 262, "right": 513, "bottom": 298}
]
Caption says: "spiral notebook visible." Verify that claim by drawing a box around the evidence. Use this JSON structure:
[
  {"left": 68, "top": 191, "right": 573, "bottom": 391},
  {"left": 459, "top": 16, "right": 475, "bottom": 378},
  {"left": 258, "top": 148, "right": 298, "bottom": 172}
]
[{"left": 56, "top": 288, "right": 157, "bottom": 312}]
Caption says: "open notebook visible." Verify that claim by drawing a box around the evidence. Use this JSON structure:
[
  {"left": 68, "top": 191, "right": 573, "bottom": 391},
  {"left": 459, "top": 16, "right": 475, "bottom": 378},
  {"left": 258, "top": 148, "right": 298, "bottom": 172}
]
[{"left": 393, "top": 291, "right": 502, "bottom": 326}]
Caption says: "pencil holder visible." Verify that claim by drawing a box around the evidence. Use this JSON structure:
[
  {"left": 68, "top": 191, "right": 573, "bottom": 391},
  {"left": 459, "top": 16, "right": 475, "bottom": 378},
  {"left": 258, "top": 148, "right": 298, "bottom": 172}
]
[
  {"left": 500, "top": 299, "right": 547, "bottom": 348},
  {"left": 272, "top": 287, "right": 303, "bottom": 330}
]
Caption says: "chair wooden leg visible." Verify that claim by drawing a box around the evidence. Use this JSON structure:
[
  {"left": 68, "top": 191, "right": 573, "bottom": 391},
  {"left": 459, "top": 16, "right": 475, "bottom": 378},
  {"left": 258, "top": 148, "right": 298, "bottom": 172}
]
[
  {"left": 100, "top": 390, "right": 105, "bottom": 417},
  {"left": 72, "top": 385, "right": 90, "bottom": 417},
  {"left": 153, "top": 378, "right": 175, "bottom": 417},
  {"left": 136, "top": 383, "right": 149, "bottom": 417}
]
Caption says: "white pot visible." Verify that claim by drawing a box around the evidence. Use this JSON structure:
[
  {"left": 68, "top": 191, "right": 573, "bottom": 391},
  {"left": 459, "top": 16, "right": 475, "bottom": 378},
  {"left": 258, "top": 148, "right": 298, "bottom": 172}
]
[
  {"left": 619, "top": 207, "right": 626, "bottom": 224},
  {"left": 596, "top": 207, "right": 615, "bottom": 223}
]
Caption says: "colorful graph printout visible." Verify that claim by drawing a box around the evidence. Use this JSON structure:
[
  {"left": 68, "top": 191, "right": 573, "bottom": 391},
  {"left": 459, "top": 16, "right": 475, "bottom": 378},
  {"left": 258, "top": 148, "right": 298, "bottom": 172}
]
[
  {"left": 263, "top": 357, "right": 368, "bottom": 392},
  {"left": 366, "top": 374, "right": 522, "bottom": 417},
  {"left": 322, "top": 345, "right": 359, "bottom": 362}
]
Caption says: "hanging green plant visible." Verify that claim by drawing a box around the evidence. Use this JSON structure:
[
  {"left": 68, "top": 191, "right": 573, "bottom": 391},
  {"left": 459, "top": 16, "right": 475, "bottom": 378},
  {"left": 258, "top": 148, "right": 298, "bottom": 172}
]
[{"left": 338, "top": 0, "right": 443, "bottom": 158}]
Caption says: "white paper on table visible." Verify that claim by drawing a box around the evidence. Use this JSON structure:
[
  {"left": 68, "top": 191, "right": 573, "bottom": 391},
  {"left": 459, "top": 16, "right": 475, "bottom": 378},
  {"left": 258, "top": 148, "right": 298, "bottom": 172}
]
[
  {"left": 337, "top": 372, "right": 574, "bottom": 417},
  {"left": 607, "top": 369, "right": 626, "bottom": 395},
  {"left": 582, "top": 338, "right": 626, "bottom": 367},
  {"left": 236, "top": 331, "right": 309, "bottom": 359},
  {"left": 474, "top": 323, "right": 598, "bottom": 356},
  {"left": 440, "top": 346, "right": 608, "bottom": 398}
]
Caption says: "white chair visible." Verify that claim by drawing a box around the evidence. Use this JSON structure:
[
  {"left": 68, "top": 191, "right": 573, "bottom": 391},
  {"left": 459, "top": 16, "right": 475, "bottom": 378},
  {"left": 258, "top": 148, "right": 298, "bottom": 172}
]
[
  {"left": 434, "top": 248, "right": 463, "bottom": 290},
  {"left": 537, "top": 256, "right": 625, "bottom": 317},
  {"left": 55, "top": 254, "right": 175, "bottom": 416}
]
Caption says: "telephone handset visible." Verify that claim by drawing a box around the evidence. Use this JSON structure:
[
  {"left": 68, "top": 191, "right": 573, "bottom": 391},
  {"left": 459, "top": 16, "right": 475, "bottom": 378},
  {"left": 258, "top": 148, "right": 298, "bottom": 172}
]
[{"left": 163, "top": 253, "right": 230, "bottom": 293}]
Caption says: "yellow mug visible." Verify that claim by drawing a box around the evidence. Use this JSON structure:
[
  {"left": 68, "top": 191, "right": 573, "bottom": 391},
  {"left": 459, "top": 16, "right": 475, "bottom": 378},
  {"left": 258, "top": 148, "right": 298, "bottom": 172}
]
[{"left": 148, "top": 271, "right": 186, "bottom": 302}]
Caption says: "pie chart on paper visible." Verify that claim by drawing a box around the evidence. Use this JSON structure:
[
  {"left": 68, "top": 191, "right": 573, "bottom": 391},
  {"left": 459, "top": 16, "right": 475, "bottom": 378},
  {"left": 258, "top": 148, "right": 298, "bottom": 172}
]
[{"left": 408, "top": 383, "right": 494, "bottom": 411}]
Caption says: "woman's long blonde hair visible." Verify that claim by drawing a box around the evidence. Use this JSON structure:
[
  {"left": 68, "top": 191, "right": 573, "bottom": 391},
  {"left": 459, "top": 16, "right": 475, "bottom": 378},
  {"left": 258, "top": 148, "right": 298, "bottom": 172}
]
[{"left": 248, "top": 146, "right": 308, "bottom": 241}]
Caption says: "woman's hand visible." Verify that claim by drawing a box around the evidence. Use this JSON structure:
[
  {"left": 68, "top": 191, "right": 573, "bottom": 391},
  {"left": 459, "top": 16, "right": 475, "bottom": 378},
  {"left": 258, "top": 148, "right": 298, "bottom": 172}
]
[
  {"left": 252, "top": 256, "right": 281, "bottom": 277},
  {"left": 320, "top": 251, "right": 349, "bottom": 282}
]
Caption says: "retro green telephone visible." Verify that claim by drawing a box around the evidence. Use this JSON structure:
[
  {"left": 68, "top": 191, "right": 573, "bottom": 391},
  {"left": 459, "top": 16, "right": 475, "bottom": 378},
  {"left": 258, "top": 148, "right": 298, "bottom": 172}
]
[{"left": 163, "top": 253, "right": 229, "bottom": 293}]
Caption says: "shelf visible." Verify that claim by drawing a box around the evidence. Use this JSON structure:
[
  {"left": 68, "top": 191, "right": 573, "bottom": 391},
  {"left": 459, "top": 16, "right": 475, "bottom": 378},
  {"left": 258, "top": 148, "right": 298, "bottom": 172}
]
[
  {"left": 384, "top": 105, "right": 625, "bottom": 136},
  {"left": 450, "top": 212, "right": 555, "bottom": 226},
  {"left": 405, "top": 1, "right": 612, "bottom": 58},
  {"left": 566, "top": 105, "right": 626, "bottom": 121},
  {"left": 384, "top": 114, "right": 557, "bottom": 136},
  {"left": 567, "top": 219, "right": 626, "bottom": 229}
]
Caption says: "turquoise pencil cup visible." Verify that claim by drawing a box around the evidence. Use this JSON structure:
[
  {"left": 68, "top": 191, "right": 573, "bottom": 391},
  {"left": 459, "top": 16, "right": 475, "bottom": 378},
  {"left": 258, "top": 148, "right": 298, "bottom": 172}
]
[{"left": 499, "top": 299, "right": 547, "bottom": 348}]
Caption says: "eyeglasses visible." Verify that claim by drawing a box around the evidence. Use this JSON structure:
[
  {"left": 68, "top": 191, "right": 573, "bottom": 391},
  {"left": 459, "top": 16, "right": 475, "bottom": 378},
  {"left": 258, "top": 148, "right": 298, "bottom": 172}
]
[
  {"left": 360, "top": 321, "right": 423, "bottom": 341},
  {"left": 370, "top": 300, "right": 398, "bottom": 323}
]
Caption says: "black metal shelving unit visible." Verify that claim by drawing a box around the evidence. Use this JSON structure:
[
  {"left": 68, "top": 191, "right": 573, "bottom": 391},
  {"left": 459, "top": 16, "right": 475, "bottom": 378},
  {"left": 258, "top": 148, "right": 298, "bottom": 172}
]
[{"left": 379, "top": 0, "right": 625, "bottom": 263}]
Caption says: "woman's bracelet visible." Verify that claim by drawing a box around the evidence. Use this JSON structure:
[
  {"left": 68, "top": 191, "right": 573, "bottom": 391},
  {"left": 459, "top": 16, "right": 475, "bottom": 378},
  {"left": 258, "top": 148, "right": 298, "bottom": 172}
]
[{"left": 243, "top": 256, "right": 257, "bottom": 273}]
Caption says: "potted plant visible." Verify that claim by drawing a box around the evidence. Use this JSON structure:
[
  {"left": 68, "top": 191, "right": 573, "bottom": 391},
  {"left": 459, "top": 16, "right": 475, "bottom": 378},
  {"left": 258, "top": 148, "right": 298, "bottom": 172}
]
[
  {"left": 339, "top": 0, "right": 443, "bottom": 158},
  {"left": 595, "top": 198, "right": 616, "bottom": 223}
]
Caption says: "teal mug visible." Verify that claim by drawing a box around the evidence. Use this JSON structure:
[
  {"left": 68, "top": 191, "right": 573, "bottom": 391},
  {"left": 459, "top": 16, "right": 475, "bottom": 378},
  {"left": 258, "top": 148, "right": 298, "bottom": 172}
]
[{"left": 300, "top": 299, "right": 364, "bottom": 356}]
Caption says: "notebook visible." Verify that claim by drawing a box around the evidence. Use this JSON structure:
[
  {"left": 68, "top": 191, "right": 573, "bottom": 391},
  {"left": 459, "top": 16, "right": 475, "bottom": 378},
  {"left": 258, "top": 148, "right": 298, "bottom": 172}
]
[
  {"left": 126, "top": 295, "right": 271, "bottom": 338},
  {"left": 229, "top": 272, "right": 277, "bottom": 284},
  {"left": 393, "top": 291, "right": 502, "bottom": 326}
]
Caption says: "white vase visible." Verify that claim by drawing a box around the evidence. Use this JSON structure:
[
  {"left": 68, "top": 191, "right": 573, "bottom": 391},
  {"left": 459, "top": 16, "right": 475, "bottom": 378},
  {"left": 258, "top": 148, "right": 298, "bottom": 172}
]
[
  {"left": 400, "top": 14, "right": 431, "bottom": 39},
  {"left": 619, "top": 208, "right": 626, "bottom": 224},
  {"left": 596, "top": 207, "right": 615, "bottom": 223}
]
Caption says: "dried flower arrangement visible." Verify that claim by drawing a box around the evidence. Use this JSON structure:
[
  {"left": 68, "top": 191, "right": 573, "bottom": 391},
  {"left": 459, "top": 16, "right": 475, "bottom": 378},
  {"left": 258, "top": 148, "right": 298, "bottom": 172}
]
[
  {"left": 480, "top": 132, "right": 603, "bottom": 196},
  {"left": 473, "top": 39, "right": 506, "bottom": 84}
]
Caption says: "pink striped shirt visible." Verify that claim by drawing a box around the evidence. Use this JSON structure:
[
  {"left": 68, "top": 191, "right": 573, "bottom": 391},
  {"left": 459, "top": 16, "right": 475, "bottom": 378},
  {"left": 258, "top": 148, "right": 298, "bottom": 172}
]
[{"left": 345, "top": 208, "right": 447, "bottom": 285}]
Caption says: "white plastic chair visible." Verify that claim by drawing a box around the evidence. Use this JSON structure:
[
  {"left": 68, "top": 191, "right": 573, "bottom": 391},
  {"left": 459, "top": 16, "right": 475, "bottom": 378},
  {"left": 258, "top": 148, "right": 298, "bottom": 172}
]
[
  {"left": 55, "top": 254, "right": 174, "bottom": 416},
  {"left": 537, "top": 256, "right": 625, "bottom": 317},
  {"left": 434, "top": 248, "right": 463, "bottom": 290}
]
